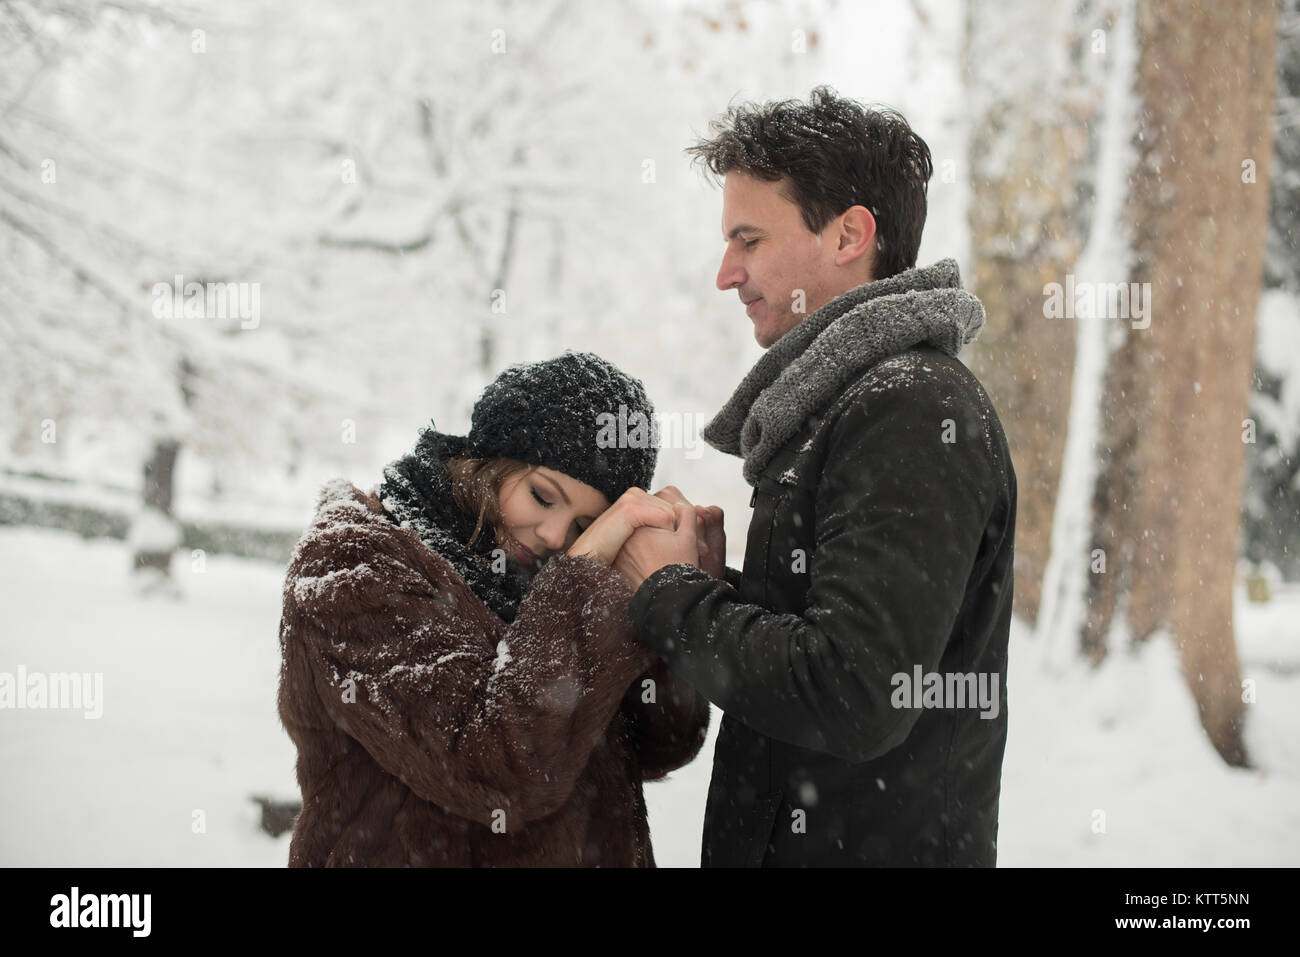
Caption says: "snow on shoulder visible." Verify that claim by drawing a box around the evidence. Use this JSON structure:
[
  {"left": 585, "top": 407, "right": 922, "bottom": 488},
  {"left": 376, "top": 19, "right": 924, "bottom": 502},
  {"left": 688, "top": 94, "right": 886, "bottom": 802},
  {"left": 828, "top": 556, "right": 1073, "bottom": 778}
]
[
  {"left": 308, "top": 479, "right": 387, "bottom": 537},
  {"left": 314, "top": 477, "right": 371, "bottom": 518},
  {"left": 283, "top": 479, "right": 401, "bottom": 611}
]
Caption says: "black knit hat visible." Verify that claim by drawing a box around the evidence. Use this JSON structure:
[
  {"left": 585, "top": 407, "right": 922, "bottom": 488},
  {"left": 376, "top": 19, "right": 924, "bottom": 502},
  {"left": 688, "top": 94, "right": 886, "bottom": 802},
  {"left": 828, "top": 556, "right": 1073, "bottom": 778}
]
[{"left": 466, "top": 351, "right": 658, "bottom": 504}]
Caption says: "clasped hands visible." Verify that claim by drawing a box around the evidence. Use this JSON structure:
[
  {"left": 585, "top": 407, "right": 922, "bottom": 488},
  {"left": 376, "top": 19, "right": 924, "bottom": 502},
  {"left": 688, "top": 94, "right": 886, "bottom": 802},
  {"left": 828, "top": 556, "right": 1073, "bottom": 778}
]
[{"left": 566, "top": 485, "right": 725, "bottom": 590}]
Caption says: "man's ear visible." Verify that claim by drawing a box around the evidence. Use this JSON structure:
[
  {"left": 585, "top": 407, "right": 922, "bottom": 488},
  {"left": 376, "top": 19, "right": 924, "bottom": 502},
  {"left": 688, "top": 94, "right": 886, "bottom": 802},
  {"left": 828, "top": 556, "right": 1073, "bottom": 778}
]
[{"left": 834, "top": 205, "right": 877, "bottom": 274}]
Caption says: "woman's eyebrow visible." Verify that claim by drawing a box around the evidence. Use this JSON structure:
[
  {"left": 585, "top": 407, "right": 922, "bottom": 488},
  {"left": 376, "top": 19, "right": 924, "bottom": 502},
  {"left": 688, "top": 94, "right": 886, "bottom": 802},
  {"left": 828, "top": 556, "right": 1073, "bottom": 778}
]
[{"left": 537, "top": 472, "right": 571, "bottom": 506}]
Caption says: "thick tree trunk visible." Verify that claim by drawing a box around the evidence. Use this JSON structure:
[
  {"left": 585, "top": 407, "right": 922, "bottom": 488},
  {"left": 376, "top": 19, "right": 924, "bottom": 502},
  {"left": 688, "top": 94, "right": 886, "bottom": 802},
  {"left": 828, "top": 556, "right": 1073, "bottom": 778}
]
[{"left": 1085, "top": 0, "right": 1277, "bottom": 767}]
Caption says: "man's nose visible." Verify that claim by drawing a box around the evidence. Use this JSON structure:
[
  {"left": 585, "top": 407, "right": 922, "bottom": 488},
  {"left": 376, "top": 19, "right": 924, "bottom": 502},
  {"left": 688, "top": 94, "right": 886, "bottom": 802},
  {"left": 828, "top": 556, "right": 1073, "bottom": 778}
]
[{"left": 716, "top": 249, "right": 745, "bottom": 291}]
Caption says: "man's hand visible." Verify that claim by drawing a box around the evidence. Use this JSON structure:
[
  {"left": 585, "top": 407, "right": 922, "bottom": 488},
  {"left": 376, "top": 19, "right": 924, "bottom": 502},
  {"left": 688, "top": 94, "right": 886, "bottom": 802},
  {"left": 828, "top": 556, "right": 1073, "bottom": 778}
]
[
  {"left": 695, "top": 505, "right": 725, "bottom": 579},
  {"left": 613, "top": 502, "right": 699, "bottom": 590},
  {"left": 653, "top": 486, "right": 726, "bottom": 581}
]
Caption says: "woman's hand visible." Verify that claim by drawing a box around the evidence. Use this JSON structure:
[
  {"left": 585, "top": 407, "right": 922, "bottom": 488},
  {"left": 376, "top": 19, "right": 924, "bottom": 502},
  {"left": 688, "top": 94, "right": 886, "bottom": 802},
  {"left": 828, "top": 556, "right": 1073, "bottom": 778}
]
[
  {"left": 566, "top": 488, "right": 677, "bottom": 566},
  {"left": 612, "top": 502, "right": 699, "bottom": 589}
]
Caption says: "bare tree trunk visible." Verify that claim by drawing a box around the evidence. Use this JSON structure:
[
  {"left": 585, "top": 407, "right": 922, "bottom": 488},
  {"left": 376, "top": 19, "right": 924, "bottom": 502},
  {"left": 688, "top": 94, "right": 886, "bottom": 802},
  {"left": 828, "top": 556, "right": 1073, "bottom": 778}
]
[
  {"left": 132, "top": 437, "right": 180, "bottom": 576},
  {"left": 482, "top": 191, "right": 521, "bottom": 374},
  {"left": 965, "top": 0, "right": 1082, "bottom": 626},
  {"left": 1085, "top": 0, "right": 1277, "bottom": 767}
]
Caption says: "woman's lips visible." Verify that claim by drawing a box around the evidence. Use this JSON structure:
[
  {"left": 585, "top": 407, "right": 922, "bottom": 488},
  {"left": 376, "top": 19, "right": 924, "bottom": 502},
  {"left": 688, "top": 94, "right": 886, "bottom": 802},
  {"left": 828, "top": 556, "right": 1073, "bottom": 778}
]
[{"left": 512, "top": 540, "right": 538, "bottom": 565}]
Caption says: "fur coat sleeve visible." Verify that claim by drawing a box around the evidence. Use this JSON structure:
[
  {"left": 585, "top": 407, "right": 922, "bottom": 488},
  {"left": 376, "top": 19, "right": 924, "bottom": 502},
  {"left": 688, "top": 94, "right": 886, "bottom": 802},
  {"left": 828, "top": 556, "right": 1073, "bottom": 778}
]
[
  {"left": 280, "top": 482, "right": 657, "bottom": 831},
  {"left": 620, "top": 656, "right": 711, "bottom": 781}
]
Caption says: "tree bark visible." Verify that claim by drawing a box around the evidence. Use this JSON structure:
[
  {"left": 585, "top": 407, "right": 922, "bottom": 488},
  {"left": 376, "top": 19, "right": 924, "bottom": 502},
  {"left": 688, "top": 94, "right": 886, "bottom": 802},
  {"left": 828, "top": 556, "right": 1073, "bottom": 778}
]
[{"left": 1085, "top": 0, "right": 1277, "bottom": 767}]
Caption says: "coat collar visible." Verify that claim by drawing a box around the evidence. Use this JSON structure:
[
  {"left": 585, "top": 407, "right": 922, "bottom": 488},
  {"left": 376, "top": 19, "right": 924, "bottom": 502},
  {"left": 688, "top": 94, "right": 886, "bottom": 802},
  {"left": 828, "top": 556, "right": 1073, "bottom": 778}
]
[
  {"left": 701, "top": 258, "right": 985, "bottom": 485},
  {"left": 375, "top": 426, "right": 534, "bottom": 622}
]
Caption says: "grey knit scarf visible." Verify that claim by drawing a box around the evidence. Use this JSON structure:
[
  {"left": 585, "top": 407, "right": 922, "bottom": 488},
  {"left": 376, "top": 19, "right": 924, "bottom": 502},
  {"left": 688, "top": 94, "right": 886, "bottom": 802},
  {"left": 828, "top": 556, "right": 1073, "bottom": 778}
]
[{"left": 702, "top": 258, "right": 986, "bottom": 485}]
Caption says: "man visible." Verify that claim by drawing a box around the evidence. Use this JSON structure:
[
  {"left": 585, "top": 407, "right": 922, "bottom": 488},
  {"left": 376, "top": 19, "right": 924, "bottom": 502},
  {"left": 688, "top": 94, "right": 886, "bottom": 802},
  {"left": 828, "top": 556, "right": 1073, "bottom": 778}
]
[{"left": 616, "top": 87, "right": 1017, "bottom": 867}]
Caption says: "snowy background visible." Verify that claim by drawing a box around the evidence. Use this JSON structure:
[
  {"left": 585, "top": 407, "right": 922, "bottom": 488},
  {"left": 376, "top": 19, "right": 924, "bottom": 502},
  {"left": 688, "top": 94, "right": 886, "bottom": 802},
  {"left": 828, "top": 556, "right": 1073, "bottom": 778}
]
[
  {"left": 2, "top": 0, "right": 1297, "bottom": 866},
  {"left": 2, "top": 525, "right": 1297, "bottom": 866}
]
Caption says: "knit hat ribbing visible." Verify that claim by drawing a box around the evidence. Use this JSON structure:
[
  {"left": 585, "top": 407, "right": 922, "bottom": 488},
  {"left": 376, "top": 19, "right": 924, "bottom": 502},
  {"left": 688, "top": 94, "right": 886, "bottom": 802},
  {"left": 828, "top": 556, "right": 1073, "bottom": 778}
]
[{"left": 466, "top": 351, "right": 657, "bottom": 505}]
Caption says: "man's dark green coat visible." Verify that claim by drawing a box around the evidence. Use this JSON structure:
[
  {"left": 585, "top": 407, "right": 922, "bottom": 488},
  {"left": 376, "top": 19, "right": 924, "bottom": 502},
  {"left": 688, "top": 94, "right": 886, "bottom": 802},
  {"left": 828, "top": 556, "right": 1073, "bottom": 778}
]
[{"left": 629, "top": 259, "right": 1017, "bottom": 866}]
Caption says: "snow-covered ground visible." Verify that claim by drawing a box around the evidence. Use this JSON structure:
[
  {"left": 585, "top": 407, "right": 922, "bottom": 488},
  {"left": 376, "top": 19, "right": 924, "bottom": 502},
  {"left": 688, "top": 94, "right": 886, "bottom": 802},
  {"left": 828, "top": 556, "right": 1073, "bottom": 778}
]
[{"left": 1, "top": 525, "right": 1296, "bottom": 867}]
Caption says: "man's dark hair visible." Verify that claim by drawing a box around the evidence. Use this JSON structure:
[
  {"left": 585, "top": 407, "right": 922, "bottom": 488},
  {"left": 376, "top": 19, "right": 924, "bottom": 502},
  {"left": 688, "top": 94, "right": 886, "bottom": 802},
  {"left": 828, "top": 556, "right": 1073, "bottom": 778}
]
[{"left": 686, "top": 86, "right": 933, "bottom": 281}]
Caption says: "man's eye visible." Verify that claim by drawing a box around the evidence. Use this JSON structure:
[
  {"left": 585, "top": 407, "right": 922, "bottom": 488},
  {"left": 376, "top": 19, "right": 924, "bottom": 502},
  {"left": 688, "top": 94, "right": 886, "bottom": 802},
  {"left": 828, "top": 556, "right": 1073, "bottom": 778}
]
[
  {"left": 530, "top": 489, "right": 552, "bottom": 508},
  {"left": 744, "top": 238, "right": 759, "bottom": 250}
]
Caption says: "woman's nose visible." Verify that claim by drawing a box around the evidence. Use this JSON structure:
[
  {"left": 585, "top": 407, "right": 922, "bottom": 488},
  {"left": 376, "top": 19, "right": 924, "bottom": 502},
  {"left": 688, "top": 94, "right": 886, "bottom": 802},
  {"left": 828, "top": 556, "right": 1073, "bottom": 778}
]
[{"left": 537, "top": 518, "right": 568, "bottom": 553}]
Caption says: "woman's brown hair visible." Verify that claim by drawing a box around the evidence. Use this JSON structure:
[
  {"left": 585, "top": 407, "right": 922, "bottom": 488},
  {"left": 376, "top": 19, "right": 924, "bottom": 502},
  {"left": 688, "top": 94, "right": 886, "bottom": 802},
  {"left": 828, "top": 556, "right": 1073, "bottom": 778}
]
[{"left": 444, "top": 455, "right": 535, "bottom": 549}]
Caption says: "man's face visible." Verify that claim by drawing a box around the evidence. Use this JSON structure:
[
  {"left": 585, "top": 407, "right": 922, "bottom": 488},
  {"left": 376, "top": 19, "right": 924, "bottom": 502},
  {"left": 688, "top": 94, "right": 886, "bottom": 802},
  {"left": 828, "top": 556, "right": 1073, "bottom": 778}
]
[{"left": 715, "top": 171, "right": 842, "bottom": 348}]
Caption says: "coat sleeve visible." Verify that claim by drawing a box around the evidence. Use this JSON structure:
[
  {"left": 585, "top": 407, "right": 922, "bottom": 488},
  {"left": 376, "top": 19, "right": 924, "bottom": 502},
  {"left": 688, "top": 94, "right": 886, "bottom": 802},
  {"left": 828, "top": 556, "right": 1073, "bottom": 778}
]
[
  {"left": 618, "top": 657, "right": 711, "bottom": 781},
  {"left": 286, "top": 508, "right": 653, "bottom": 831},
  {"left": 627, "top": 379, "right": 996, "bottom": 763}
]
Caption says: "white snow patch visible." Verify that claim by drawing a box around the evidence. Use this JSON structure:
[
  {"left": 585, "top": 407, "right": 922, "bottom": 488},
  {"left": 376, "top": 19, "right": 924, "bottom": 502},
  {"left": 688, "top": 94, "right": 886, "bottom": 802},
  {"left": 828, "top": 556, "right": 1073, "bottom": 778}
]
[
  {"left": 493, "top": 639, "right": 512, "bottom": 674},
  {"left": 125, "top": 506, "right": 182, "bottom": 553},
  {"left": 1255, "top": 289, "right": 1300, "bottom": 453},
  {"left": 291, "top": 563, "right": 374, "bottom": 604}
]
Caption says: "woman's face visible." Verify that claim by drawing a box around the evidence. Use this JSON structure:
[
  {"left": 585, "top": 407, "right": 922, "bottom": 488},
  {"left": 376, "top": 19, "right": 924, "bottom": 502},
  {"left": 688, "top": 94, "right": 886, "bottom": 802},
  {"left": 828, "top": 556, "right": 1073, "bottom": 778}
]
[{"left": 494, "top": 466, "right": 610, "bottom": 567}]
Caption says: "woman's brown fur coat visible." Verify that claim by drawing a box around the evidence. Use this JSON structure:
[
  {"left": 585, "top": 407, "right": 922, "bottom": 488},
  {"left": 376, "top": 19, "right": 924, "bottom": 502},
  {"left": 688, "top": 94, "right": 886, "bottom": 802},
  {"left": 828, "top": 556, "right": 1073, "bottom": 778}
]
[{"left": 277, "top": 479, "right": 710, "bottom": 866}]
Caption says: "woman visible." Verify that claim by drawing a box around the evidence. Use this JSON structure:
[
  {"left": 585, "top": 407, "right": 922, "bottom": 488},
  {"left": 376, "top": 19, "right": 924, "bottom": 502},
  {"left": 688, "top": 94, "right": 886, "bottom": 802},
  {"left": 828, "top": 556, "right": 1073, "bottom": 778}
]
[{"left": 277, "top": 351, "right": 712, "bottom": 866}]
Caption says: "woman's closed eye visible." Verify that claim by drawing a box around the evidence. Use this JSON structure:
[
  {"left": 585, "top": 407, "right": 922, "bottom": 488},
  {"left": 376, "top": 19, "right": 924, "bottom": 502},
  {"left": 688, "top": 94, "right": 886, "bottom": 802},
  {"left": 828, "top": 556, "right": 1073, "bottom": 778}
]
[{"left": 533, "top": 487, "right": 590, "bottom": 535}]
